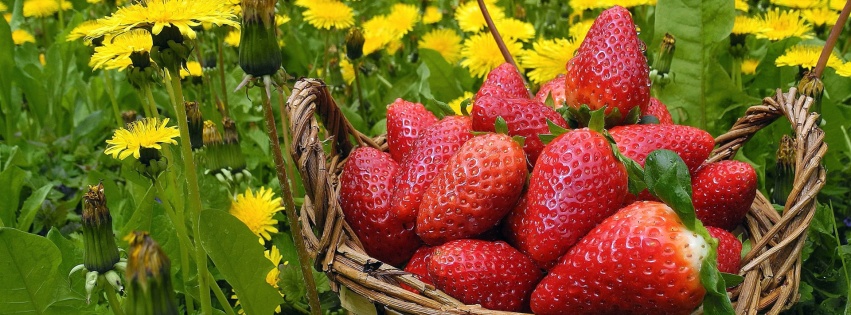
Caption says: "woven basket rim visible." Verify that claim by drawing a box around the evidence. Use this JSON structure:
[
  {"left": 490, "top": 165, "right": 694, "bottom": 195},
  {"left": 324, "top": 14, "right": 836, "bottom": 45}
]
[{"left": 285, "top": 78, "right": 827, "bottom": 315}]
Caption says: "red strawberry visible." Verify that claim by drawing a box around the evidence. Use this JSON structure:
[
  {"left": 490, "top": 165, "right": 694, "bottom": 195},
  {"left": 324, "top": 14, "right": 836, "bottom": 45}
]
[
  {"left": 471, "top": 96, "right": 569, "bottom": 167},
  {"left": 401, "top": 246, "right": 435, "bottom": 293},
  {"left": 706, "top": 227, "right": 742, "bottom": 274},
  {"left": 564, "top": 6, "right": 650, "bottom": 123},
  {"left": 428, "top": 239, "right": 543, "bottom": 312},
  {"left": 531, "top": 201, "right": 708, "bottom": 315},
  {"left": 642, "top": 97, "right": 674, "bottom": 124},
  {"left": 505, "top": 129, "right": 628, "bottom": 269},
  {"left": 535, "top": 74, "right": 566, "bottom": 108},
  {"left": 416, "top": 133, "right": 527, "bottom": 245},
  {"left": 692, "top": 160, "right": 757, "bottom": 230},
  {"left": 386, "top": 99, "right": 439, "bottom": 163},
  {"left": 389, "top": 116, "right": 474, "bottom": 224},
  {"left": 475, "top": 63, "right": 529, "bottom": 100},
  {"left": 609, "top": 124, "right": 714, "bottom": 174},
  {"left": 339, "top": 147, "right": 421, "bottom": 266}
]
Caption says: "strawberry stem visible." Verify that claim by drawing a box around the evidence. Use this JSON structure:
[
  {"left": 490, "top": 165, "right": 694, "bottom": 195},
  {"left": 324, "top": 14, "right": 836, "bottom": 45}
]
[
  {"left": 813, "top": 0, "right": 850, "bottom": 78},
  {"left": 476, "top": 0, "right": 531, "bottom": 95}
]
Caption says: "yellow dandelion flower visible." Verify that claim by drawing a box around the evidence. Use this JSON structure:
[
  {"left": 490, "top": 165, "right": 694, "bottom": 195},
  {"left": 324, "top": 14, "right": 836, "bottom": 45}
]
[
  {"left": 419, "top": 28, "right": 463, "bottom": 64},
  {"left": 89, "top": 29, "right": 153, "bottom": 70},
  {"left": 265, "top": 246, "right": 283, "bottom": 288},
  {"left": 39, "top": 53, "right": 46, "bottom": 66},
  {"left": 12, "top": 29, "right": 36, "bottom": 45},
  {"left": 294, "top": 0, "right": 328, "bottom": 8},
  {"left": 303, "top": 0, "right": 354, "bottom": 30},
  {"left": 741, "top": 58, "right": 759, "bottom": 75},
  {"left": 104, "top": 117, "right": 179, "bottom": 160},
  {"left": 835, "top": 62, "right": 851, "bottom": 77},
  {"left": 569, "top": 19, "right": 594, "bottom": 43},
  {"left": 67, "top": 20, "right": 101, "bottom": 43},
  {"left": 87, "top": 0, "right": 238, "bottom": 40},
  {"left": 775, "top": 45, "right": 843, "bottom": 70},
  {"left": 423, "top": 6, "right": 442, "bottom": 24},
  {"left": 455, "top": 0, "right": 504, "bottom": 33},
  {"left": 617, "top": 0, "right": 657, "bottom": 8},
  {"left": 448, "top": 91, "right": 474, "bottom": 115},
  {"left": 362, "top": 16, "right": 395, "bottom": 55},
  {"left": 180, "top": 61, "right": 203, "bottom": 78},
  {"left": 735, "top": 0, "right": 749, "bottom": 11},
  {"left": 224, "top": 29, "right": 241, "bottom": 46},
  {"left": 23, "top": 0, "right": 72, "bottom": 18},
  {"left": 230, "top": 187, "right": 284, "bottom": 244},
  {"left": 386, "top": 40, "right": 403, "bottom": 54},
  {"left": 570, "top": 0, "right": 611, "bottom": 11},
  {"left": 493, "top": 18, "right": 535, "bottom": 42},
  {"left": 802, "top": 8, "right": 839, "bottom": 26},
  {"left": 4, "top": 13, "right": 11, "bottom": 23},
  {"left": 388, "top": 3, "right": 419, "bottom": 35},
  {"left": 828, "top": 1, "right": 844, "bottom": 11},
  {"left": 521, "top": 38, "right": 578, "bottom": 84},
  {"left": 276, "top": 14, "right": 290, "bottom": 26},
  {"left": 769, "top": 0, "right": 822, "bottom": 9},
  {"left": 340, "top": 57, "right": 355, "bottom": 84},
  {"left": 732, "top": 15, "right": 770, "bottom": 35},
  {"left": 756, "top": 9, "right": 813, "bottom": 41},
  {"left": 0, "top": 2, "right": 7, "bottom": 12},
  {"left": 460, "top": 32, "right": 525, "bottom": 78}
]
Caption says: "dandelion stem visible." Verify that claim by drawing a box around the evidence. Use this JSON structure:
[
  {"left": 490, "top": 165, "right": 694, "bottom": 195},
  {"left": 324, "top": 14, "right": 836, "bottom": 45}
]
[
  {"left": 163, "top": 69, "right": 213, "bottom": 315},
  {"left": 218, "top": 41, "right": 231, "bottom": 117},
  {"left": 477, "top": 0, "right": 531, "bottom": 96},
  {"left": 814, "top": 0, "right": 851, "bottom": 78},
  {"left": 103, "top": 71, "right": 124, "bottom": 127},
  {"left": 102, "top": 276, "right": 125, "bottom": 315},
  {"left": 276, "top": 87, "right": 301, "bottom": 194},
  {"left": 353, "top": 61, "right": 366, "bottom": 121},
  {"left": 260, "top": 80, "right": 322, "bottom": 315},
  {"left": 154, "top": 180, "right": 195, "bottom": 315},
  {"left": 207, "top": 271, "right": 236, "bottom": 315}
]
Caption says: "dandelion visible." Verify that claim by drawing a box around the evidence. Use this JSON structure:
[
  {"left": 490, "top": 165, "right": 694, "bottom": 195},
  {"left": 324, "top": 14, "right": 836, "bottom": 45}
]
[
  {"left": 302, "top": 0, "right": 354, "bottom": 30},
  {"left": 423, "top": 6, "right": 442, "bottom": 24},
  {"left": 387, "top": 3, "right": 419, "bottom": 35},
  {"left": 570, "top": 0, "right": 610, "bottom": 12},
  {"left": 104, "top": 117, "right": 180, "bottom": 161},
  {"left": 231, "top": 246, "right": 285, "bottom": 314},
  {"left": 569, "top": 19, "right": 594, "bottom": 43},
  {"left": 448, "top": 91, "right": 474, "bottom": 115},
  {"left": 225, "top": 29, "right": 241, "bottom": 47},
  {"left": 89, "top": 29, "right": 153, "bottom": 70},
  {"left": 67, "top": 20, "right": 102, "bottom": 43},
  {"left": 521, "top": 38, "right": 578, "bottom": 84},
  {"left": 229, "top": 187, "right": 284, "bottom": 244},
  {"left": 756, "top": 9, "right": 813, "bottom": 41},
  {"left": 340, "top": 57, "right": 355, "bottom": 84},
  {"left": 735, "top": 0, "right": 749, "bottom": 12},
  {"left": 732, "top": 15, "right": 769, "bottom": 35},
  {"left": 86, "top": 0, "right": 238, "bottom": 40},
  {"left": 12, "top": 29, "right": 36, "bottom": 45},
  {"left": 455, "top": 0, "right": 504, "bottom": 33},
  {"left": 0, "top": 2, "right": 6, "bottom": 12},
  {"left": 23, "top": 0, "right": 72, "bottom": 18},
  {"left": 276, "top": 14, "right": 291, "bottom": 26},
  {"left": 493, "top": 18, "right": 535, "bottom": 42},
  {"left": 835, "top": 62, "right": 851, "bottom": 77},
  {"left": 741, "top": 58, "right": 759, "bottom": 75},
  {"left": 124, "top": 231, "right": 179, "bottom": 315},
  {"left": 418, "top": 28, "right": 463, "bottom": 64},
  {"left": 362, "top": 16, "right": 395, "bottom": 55},
  {"left": 769, "top": 0, "right": 822, "bottom": 9},
  {"left": 802, "top": 8, "right": 839, "bottom": 26},
  {"left": 180, "top": 61, "right": 203, "bottom": 79},
  {"left": 775, "top": 45, "right": 843, "bottom": 70},
  {"left": 461, "top": 33, "right": 525, "bottom": 78}
]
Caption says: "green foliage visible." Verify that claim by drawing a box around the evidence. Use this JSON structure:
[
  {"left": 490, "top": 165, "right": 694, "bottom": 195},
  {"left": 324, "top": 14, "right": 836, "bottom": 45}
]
[{"left": 0, "top": 227, "right": 68, "bottom": 315}]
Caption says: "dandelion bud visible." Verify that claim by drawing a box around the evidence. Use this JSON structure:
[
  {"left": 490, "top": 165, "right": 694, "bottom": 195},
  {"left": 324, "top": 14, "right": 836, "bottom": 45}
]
[
  {"left": 222, "top": 117, "right": 247, "bottom": 172},
  {"left": 203, "top": 120, "right": 226, "bottom": 172},
  {"left": 239, "top": 0, "right": 282, "bottom": 77},
  {"left": 150, "top": 25, "right": 192, "bottom": 72},
  {"left": 653, "top": 33, "right": 675, "bottom": 76},
  {"left": 82, "top": 183, "right": 121, "bottom": 273},
  {"left": 185, "top": 101, "right": 204, "bottom": 150},
  {"left": 345, "top": 27, "right": 364, "bottom": 61},
  {"left": 124, "top": 231, "right": 179, "bottom": 315},
  {"left": 772, "top": 135, "right": 796, "bottom": 205},
  {"left": 797, "top": 71, "right": 823, "bottom": 120}
]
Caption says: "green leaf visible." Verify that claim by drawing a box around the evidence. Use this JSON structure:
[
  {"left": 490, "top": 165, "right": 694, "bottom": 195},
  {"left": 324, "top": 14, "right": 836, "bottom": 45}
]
[
  {"left": 0, "top": 227, "right": 63, "bottom": 314},
  {"left": 418, "top": 49, "right": 467, "bottom": 102},
  {"left": 0, "top": 166, "right": 28, "bottom": 227},
  {"left": 644, "top": 150, "right": 696, "bottom": 230},
  {"left": 17, "top": 184, "right": 52, "bottom": 232},
  {"left": 494, "top": 116, "right": 509, "bottom": 134},
  {"left": 700, "top": 254, "right": 735, "bottom": 315},
  {"left": 654, "top": 0, "right": 735, "bottom": 131},
  {"left": 199, "top": 210, "right": 283, "bottom": 315},
  {"left": 605, "top": 131, "right": 646, "bottom": 195},
  {"left": 721, "top": 272, "right": 744, "bottom": 288},
  {"left": 623, "top": 106, "right": 642, "bottom": 125},
  {"left": 587, "top": 107, "right": 606, "bottom": 132}
]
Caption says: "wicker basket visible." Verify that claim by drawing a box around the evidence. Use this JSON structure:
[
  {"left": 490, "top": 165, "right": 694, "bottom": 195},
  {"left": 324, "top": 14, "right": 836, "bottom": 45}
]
[{"left": 285, "top": 78, "right": 827, "bottom": 315}]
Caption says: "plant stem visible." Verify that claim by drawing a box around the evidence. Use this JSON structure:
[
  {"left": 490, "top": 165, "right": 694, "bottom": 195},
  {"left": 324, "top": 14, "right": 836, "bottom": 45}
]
[
  {"left": 353, "top": 61, "right": 366, "bottom": 121},
  {"left": 207, "top": 271, "right": 236, "bottom": 315},
  {"left": 103, "top": 71, "right": 124, "bottom": 127},
  {"left": 732, "top": 58, "right": 742, "bottom": 91},
  {"left": 218, "top": 41, "right": 230, "bottom": 117},
  {"left": 814, "top": 0, "right": 851, "bottom": 78},
  {"left": 154, "top": 180, "right": 195, "bottom": 315},
  {"left": 259, "top": 82, "right": 322, "bottom": 315},
  {"left": 102, "top": 276, "right": 125, "bottom": 315},
  {"left": 275, "top": 88, "right": 300, "bottom": 194},
  {"left": 477, "top": 0, "right": 531, "bottom": 96},
  {"left": 323, "top": 31, "right": 331, "bottom": 81},
  {"left": 142, "top": 84, "right": 158, "bottom": 118},
  {"left": 163, "top": 69, "right": 212, "bottom": 315}
]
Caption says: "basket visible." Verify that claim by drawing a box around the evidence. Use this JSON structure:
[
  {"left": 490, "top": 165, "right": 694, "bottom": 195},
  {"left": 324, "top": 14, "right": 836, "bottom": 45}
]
[{"left": 285, "top": 77, "right": 827, "bottom": 315}]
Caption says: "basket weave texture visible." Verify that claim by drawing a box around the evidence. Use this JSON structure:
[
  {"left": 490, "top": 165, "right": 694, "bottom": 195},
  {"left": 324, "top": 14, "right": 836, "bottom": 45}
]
[{"left": 285, "top": 78, "right": 827, "bottom": 315}]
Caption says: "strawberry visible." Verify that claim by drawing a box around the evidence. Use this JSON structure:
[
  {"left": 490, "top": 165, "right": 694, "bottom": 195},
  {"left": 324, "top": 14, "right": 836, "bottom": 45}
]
[
  {"left": 428, "top": 239, "right": 543, "bottom": 312},
  {"left": 534, "top": 74, "right": 566, "bottom": 108},
  {"left": 416, "top": 133, "right": 527, "bottom": 245},
  {"left": 505, "top": 129, "right": 628, "bottom": 269},
  {"left": 692, "top": 160, "right": 757, "bottom": 230},
  {"left": 339, "top": 147, "right": 421, "bottom": 266},
  {"left": 475, "top": 63, "right": 529, "bottom": 100},
  {"left": 609, "top": 124, "right": 714, "bottom": 174},
  {"left": 564, "top": 6, "right": 650, "bottom": 123},
  {"left": 471, "top": 96, "right": 569, "bottom": 167},
  {"left": 389, "top": 116, "right": 474, "bottom": 224},
  {"left": 401, "top": 246, "right": 435, "bottom": 293},
  {"left": 642, "top": 97, "right": 674, "bottom": 124},
  {"left": 706, "top": 227, "right": 742, "bottom": 274},
  {"left": 531, "top": 201, "right": 708, "bottom": 315},
  {"left": 386, "top": 98, "right": 439, "bottom": 163}
]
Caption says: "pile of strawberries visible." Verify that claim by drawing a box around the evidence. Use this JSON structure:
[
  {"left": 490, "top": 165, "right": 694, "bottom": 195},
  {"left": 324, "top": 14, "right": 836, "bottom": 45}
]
[{"left": 339, "top": 6, "right": 756, "bottom": 314}]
